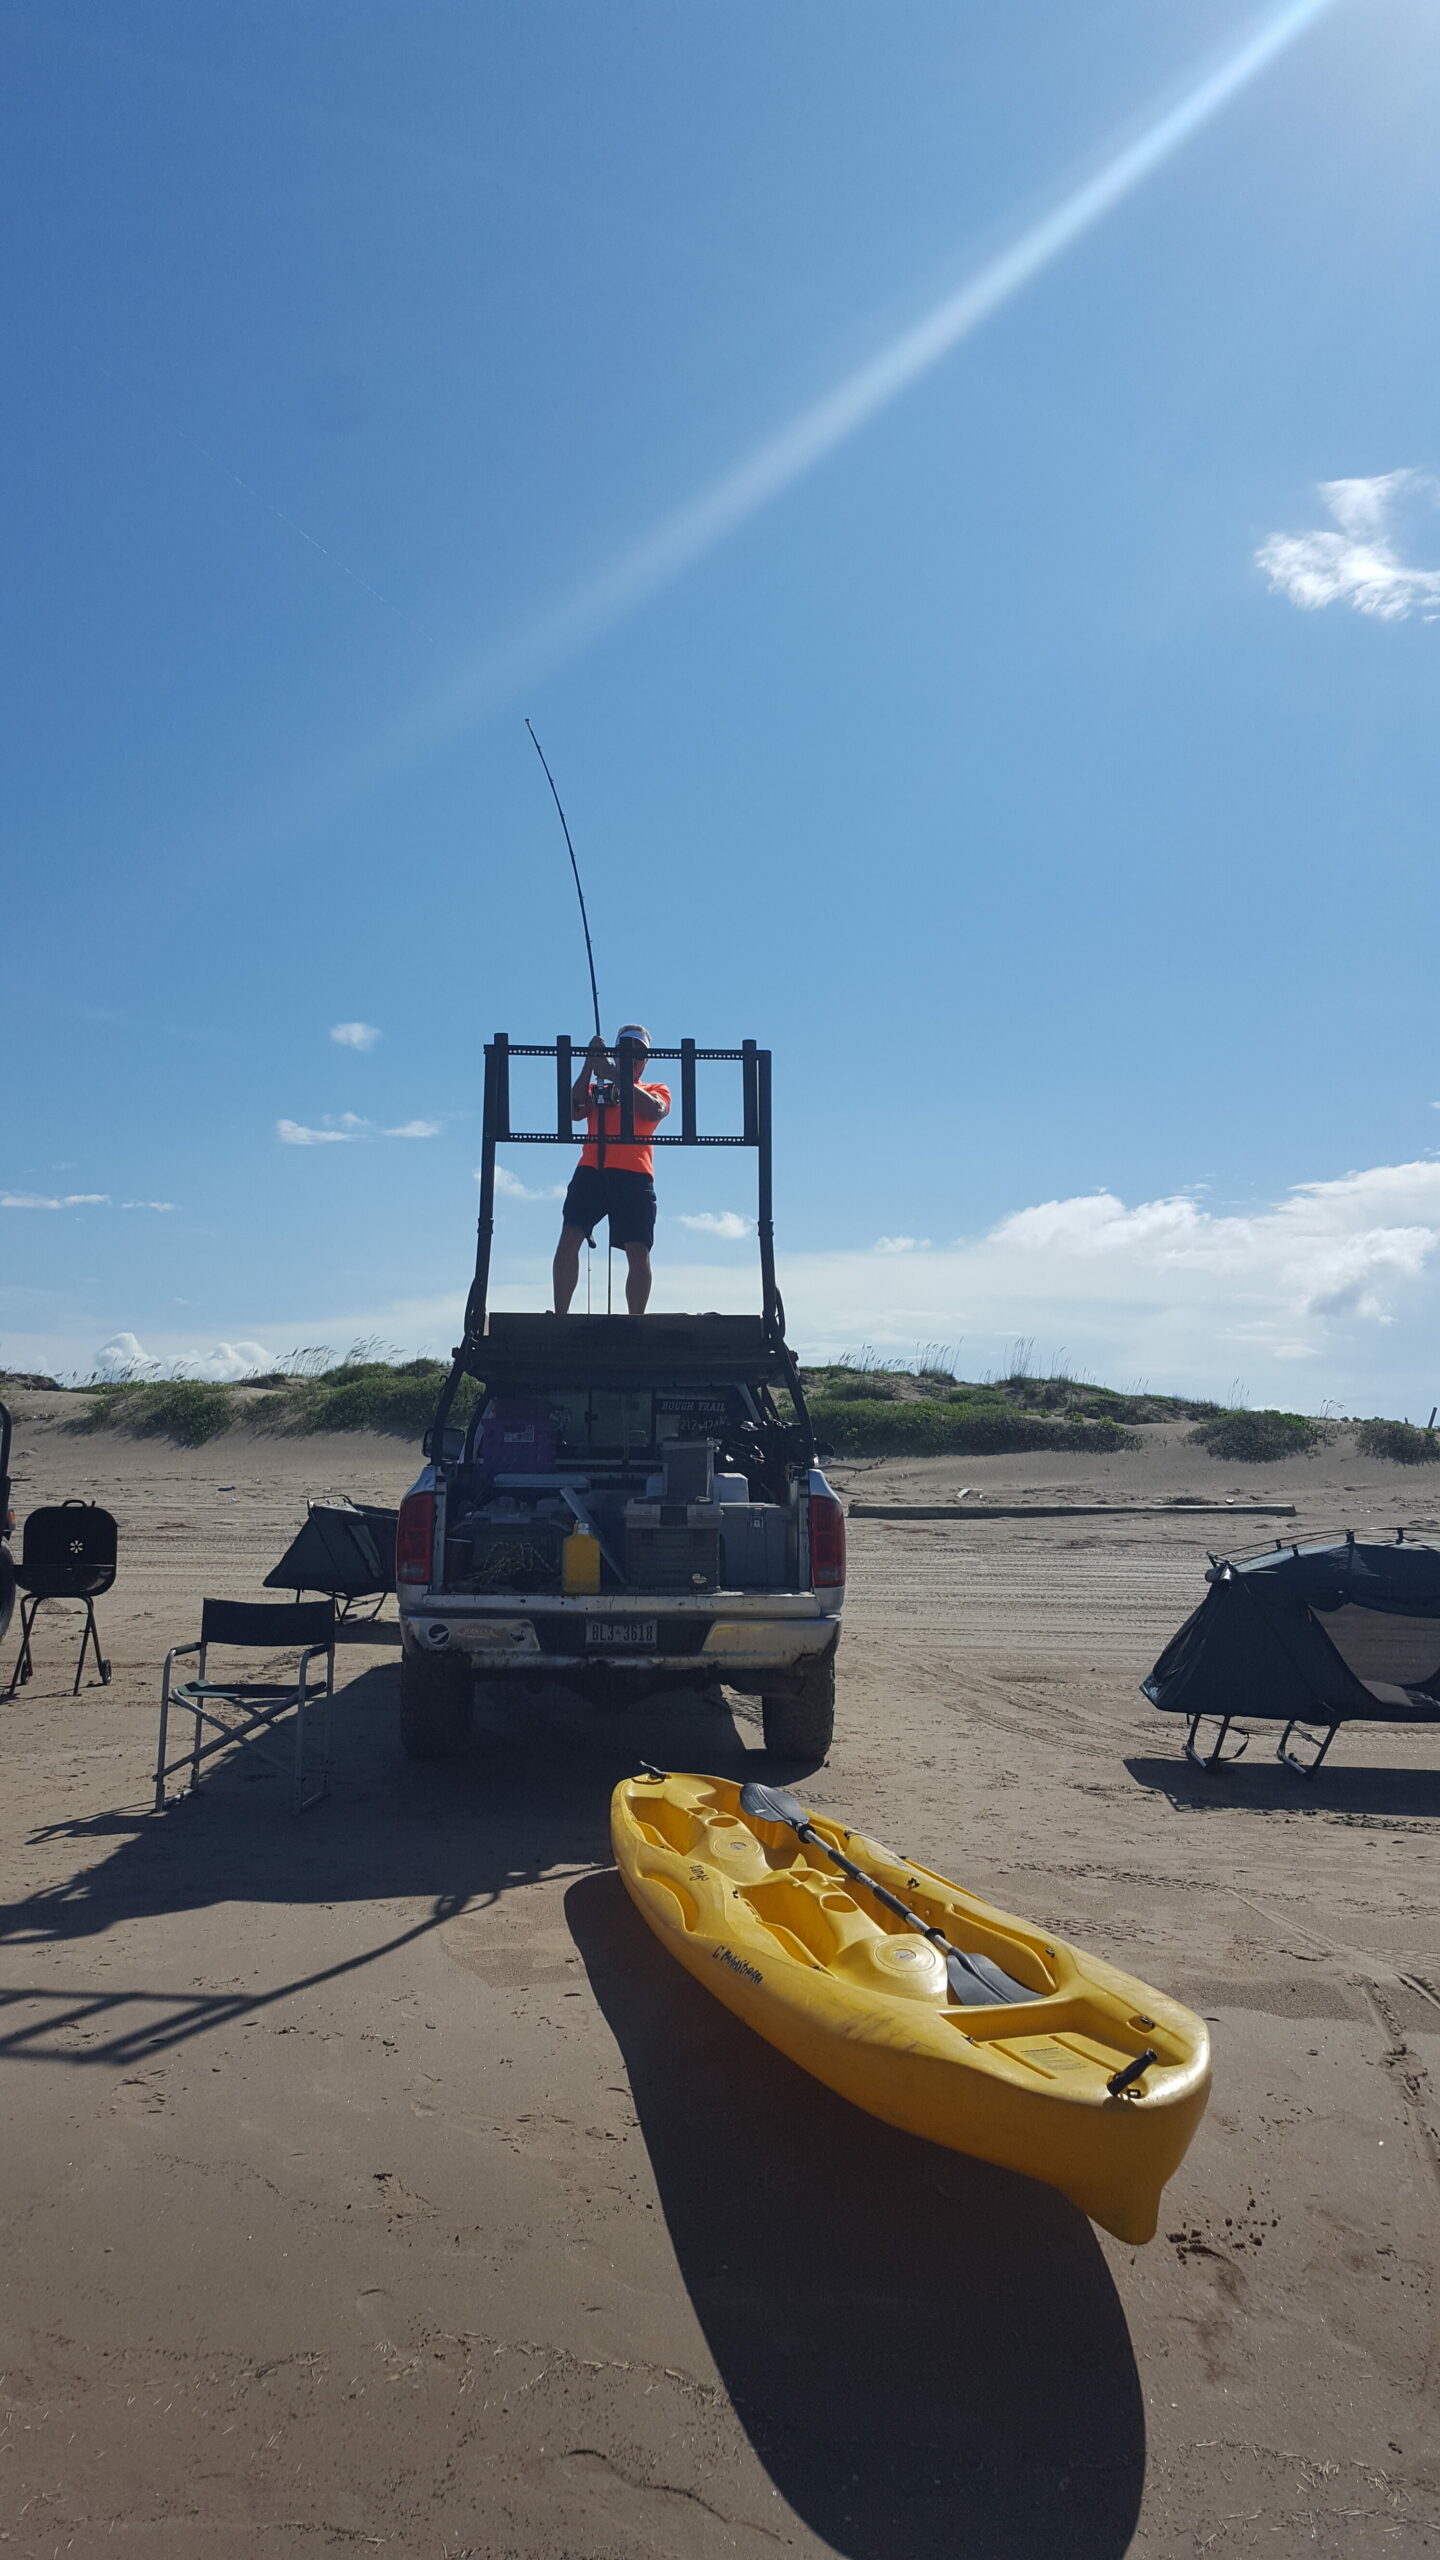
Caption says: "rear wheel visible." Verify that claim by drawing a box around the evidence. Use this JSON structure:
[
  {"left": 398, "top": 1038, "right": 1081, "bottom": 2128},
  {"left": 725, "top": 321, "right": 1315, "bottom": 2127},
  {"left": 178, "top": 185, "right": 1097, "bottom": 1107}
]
[
  {"left": 400, "top": 1649, "right": 474, "bottom": 1759},
  {"left": 761, "top": 1646, "right": 836, "bottom": 1764}
]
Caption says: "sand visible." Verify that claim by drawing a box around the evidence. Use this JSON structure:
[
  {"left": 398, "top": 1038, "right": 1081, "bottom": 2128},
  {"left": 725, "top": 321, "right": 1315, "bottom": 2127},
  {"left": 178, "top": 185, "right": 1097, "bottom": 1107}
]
[{"left": 0, "top": 1387, "right": 1436, "bottom": 2557}]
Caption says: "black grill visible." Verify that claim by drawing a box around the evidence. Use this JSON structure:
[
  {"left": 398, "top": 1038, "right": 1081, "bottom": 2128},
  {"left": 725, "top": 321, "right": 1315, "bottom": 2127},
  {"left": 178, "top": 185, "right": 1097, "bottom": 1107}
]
[
  {"left": 5, "top": 1502, "right": 116, "bottom": 1697},
  {"left": 20, "top": 1502, "right": 117, "bottom": 1596}
]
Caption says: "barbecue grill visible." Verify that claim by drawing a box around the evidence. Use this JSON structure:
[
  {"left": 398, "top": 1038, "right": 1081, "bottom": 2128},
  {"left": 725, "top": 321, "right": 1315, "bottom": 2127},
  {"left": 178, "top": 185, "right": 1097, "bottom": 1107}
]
[{"left": 5, "top": 1501, "right": 116, "bottom": 1696}]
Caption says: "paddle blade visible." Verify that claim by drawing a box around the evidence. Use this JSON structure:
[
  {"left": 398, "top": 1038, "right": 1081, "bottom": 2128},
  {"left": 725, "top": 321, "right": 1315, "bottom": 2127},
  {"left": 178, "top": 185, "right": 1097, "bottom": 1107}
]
[
  {"left": 946, "top": 1949, "right": 1037, "bottom": 2006},
  {"left": 739, "top": 1781, "right": 808, "bottom": 1827}
]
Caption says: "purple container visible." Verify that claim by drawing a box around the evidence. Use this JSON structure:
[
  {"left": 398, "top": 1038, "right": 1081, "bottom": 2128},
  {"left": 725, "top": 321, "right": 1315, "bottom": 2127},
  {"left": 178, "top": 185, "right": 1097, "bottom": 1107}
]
[{"left": 480, "top": 1401, "right": 559, "bottom": 1473}]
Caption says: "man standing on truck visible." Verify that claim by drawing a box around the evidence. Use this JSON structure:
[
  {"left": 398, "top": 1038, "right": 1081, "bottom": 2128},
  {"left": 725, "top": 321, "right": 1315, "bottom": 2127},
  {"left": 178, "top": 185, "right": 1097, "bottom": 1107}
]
[{"left": 553, "top": 1025, "right": 671, "bottom": 1316}]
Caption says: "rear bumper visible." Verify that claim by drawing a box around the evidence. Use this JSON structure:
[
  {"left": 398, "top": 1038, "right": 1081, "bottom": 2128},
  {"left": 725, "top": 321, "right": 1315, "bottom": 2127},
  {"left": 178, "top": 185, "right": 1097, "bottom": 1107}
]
[{"left": 399, "top": 1589, "right": 842, "bottom": 1674}]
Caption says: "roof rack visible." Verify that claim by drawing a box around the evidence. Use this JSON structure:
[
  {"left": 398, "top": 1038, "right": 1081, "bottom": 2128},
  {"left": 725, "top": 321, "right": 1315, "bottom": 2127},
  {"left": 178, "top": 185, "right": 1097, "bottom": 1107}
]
[{"left": 429, "top": 1036, "right": 811, "bottom": 1449}]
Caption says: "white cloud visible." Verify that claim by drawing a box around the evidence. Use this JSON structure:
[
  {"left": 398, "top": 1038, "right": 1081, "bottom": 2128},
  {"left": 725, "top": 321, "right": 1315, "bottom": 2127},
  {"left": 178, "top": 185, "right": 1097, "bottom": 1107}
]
[
  {"left": 1257, "top": 472, "right": 1440, "bottom": 622},
  {"left": 94, "top": 1333, "right": 273, "bottom": 1383},
  {"left": 1, "top": 1191, "right": 110, "bottom": 1209},
  {"left": 278, "top": 1113, "right": 439, "bottom": 1145},
  {"left": 330, "top": 1022, "right": 380, "bottom": 1050},
  {"left": 94, "top": 1332, "right": 156, "bottom": 1377},
  {"left": 120, "top": 1200, "right": 178, "bottom": 1212},
  {"left": 17, "top": 1152, "right": 1440, "bottom": 1416},
  {"left": 875, "top": 1235, "right": 932, "bottom": 1254},
  {"left": 555, "top": 1157, "right": 1440, "bottom": 1403},
  {"left": 677, "top": 1211, "right": 753, "bottom": 1240},
  {"left": 983, "top": 1166, "right": 1440, "bottom": 1323},
  {"left": 493, "top": 1166, "right": 565, "bottom": 1202}
]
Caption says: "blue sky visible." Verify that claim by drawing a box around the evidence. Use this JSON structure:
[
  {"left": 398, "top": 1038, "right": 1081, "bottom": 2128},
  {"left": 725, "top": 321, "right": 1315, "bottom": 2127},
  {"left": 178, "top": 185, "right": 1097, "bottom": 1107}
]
[{"left": 5, "top": 0, "right": 1440, "bottom": 1409}]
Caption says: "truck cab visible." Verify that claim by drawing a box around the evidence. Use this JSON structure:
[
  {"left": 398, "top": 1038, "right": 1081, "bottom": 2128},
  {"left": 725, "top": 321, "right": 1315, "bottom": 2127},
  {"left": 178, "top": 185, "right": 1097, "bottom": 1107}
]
[{"left": 397, "top": 1036, "right": 842, "bottom": 1765}]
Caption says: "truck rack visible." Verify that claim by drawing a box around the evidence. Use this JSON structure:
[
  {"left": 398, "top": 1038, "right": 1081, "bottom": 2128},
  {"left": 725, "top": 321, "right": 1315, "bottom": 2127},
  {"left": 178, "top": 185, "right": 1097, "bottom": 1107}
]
[{"left": 430, "top": 1036, "right": 812, "bottom": 1446}]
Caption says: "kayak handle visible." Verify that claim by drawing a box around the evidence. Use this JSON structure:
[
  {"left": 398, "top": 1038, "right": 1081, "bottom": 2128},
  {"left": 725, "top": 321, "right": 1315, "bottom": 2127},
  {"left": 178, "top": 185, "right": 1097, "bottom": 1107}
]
[{"left": 1106, "top": 2047, "right": 1158, "bottom": 2099}]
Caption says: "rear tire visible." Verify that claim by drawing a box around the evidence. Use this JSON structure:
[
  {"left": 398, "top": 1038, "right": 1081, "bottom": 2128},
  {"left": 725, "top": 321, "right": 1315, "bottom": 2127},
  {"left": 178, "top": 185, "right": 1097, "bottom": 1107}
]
[
  {"left": 761, "top": 1646, "right": 836, "bottom": 1764},
  {"left": 400, "top": 1648, "right": 474, "bottom": 1759}
]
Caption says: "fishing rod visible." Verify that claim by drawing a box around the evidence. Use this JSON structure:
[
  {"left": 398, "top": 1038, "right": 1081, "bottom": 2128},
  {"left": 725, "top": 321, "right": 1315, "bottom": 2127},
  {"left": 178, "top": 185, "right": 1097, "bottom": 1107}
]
[
  {"left": 526, "top": 718, "right": 602, "bottom": 1043},
  {"left": 525, "top": 720, "right": 612, "bottom": 1307}
]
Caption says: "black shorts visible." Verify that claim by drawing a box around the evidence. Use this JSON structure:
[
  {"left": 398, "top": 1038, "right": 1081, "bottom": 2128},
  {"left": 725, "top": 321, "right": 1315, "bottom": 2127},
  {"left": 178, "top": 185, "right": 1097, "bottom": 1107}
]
[{"left": 561, "top": 1166, "right": 657, "bottom": 1250}]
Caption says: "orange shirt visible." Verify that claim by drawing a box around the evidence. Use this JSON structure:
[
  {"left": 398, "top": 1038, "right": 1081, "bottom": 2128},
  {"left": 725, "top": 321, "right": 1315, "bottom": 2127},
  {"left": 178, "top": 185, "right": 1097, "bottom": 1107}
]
[{"left": 580, "top": 1081, "right": 671, "bottom": 1179}]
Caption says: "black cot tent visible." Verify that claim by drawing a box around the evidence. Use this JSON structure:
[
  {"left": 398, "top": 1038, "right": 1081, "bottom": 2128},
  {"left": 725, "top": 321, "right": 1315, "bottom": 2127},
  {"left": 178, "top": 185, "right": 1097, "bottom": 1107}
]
[
  {"left": 1143, "top": 1532, "right": 1440, "bottom": 1773},
  {"left": 264, "top": 1501, "right": 397, "bottom": 1617}
]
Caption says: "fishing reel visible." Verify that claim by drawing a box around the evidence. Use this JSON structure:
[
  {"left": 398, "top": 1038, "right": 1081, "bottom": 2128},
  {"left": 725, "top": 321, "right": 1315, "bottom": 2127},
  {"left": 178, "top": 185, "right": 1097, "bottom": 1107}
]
[{"left": 591, "top": 1078, "right": 620, "bottom": 1108}]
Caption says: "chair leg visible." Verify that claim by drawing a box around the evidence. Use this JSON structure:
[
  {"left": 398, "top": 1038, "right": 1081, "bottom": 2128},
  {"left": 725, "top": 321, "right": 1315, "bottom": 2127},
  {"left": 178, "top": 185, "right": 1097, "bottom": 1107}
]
[
  {"left": 154, "top": 1679, "right": 172, "bottom": 1811},
  {"left": 5, "top": 1594, "right": 40, "bottom": 1699},
  {"left": 292, "top": 1682, "right": 332, "bottom": 1812},
  {"left": 1278, "top": 1720, "right": 1340, "bottom": 1776},
  {"left": 72, "top": 1599, "right": 111, "bottom": 1696},
  {"left": 1185, "top": 1712, "right": 1247, "bottom": 1770},
  {"left": 189, "top": 1648, "right": 206, "bottom": 1795}
]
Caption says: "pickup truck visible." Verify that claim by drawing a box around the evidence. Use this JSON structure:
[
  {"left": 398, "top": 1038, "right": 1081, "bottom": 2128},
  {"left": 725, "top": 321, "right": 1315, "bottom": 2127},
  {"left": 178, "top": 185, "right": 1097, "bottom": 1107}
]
[
  {"left": 396, "top": 1036, "right": 843, "bottom": 1766},
  {"left": 396, "top": 1312, "right": 843, "bottom": 1762}
]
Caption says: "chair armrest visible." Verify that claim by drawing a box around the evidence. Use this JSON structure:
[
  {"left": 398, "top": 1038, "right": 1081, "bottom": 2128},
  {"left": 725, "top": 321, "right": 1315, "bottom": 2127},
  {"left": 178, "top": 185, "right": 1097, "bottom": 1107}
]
[
  {"left": 161, "top": 1640, "right": 202, "bottom": 1695},
  {"left": 297, "top": 1642, "right": 334, "bottom": 1694}
]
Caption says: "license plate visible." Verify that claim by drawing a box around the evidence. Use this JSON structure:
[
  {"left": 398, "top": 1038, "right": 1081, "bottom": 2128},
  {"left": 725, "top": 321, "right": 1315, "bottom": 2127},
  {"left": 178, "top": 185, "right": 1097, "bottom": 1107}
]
[{"left": 586, "top": 1618, "right": 658, "bottom": 1650}]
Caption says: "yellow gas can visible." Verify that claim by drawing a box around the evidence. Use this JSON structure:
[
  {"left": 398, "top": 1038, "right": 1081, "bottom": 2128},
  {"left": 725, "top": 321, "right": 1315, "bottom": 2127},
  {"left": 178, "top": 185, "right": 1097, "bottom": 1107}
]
[{"left": 562, "top": 1529, "right": 602, "bottom": 1594}]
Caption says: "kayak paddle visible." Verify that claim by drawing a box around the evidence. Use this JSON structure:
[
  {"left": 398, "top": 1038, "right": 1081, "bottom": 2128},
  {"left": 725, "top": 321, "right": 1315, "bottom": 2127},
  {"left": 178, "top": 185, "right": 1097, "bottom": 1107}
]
[{"left": 738, "top": 1780, "right": 1034, "bottom": 2007}]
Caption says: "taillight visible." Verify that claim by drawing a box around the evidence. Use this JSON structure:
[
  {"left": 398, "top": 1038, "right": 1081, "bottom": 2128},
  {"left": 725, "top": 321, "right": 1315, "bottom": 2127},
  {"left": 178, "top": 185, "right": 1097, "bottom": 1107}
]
[
  {"left": 808, "top": 1490, "right": 846, "bottom": 1588},
  {"left": 396, "top": 1490, "right": 435, "bottom": 1585}
]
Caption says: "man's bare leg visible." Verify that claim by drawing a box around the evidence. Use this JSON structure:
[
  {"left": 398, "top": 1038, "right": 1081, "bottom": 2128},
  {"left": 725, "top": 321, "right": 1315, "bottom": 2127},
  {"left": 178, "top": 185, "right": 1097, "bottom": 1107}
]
[
  {"left": 624, "top": 1243, "right": 652, "bottom": 1314},
  {"left": 553, "top": 1225, "right": 586, "bottom": 1314}
]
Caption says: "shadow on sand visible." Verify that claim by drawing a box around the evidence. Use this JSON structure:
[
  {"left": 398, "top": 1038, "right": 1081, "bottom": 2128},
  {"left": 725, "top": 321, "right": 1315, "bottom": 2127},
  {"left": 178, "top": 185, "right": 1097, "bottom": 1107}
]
[
  {"left": 0, "top": 1668, "right": 742, "bottom": 2063},
  {"left": 1126, "top": 1750, "right": 1440, "bottom": 1818},
  {"left": 567, "top": 1866, "right": 1146, "bottom": 2560},
  {"left": 5, "top": 1662, "right": 1147, "bottom": 2547}
]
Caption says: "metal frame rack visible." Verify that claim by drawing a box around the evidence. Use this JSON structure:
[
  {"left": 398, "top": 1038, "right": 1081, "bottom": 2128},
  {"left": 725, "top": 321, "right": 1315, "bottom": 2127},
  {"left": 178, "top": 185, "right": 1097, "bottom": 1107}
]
[{"left": 431, "top": 1034, "right": 811, "bottom": 1447}]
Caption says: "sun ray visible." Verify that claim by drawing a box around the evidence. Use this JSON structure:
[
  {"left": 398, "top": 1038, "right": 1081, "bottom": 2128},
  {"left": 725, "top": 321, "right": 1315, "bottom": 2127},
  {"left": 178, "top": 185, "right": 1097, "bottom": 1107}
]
[{"left": 410, "top": 0, "right": 1339, "bottom": 738}]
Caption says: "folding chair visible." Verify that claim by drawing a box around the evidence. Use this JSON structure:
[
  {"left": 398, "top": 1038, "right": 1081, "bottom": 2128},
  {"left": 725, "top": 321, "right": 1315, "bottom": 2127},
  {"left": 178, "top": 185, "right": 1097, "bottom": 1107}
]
[
  {"left": 156, "top": 1598, "right": 336, "bottom": 1813},
  {"left": 5, "top": 1501, "right": 116, "bottom": 1698}
]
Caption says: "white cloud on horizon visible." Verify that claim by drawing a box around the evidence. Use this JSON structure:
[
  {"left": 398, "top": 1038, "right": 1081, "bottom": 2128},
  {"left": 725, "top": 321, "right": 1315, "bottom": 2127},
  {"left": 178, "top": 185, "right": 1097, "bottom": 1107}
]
[
  {"left": 330, "top": 1022, "right": 380, "bottom": 1050},
  {"left": 676, "top": 1210, "right": 753, "bottom": 1240},
  {"left": 277, "top": 1120, "right": 353, "bottom": 1146},
  {"left": 1258, "top": 472, "right": 1440, "bottom": 621},
  {"left": 16, "top": 1153, "right": 1440, "bottom": 1415},
  {"left": 1, "top": 1191, "right": 110, "bottom": 1209},
  {"left": 120, "top": 1200, "right": 178, "bottom": 1212},
  {"left": 875, "top": 1235, "right": 932, "bottom": 1254},
  {"left": 384, "top": 1120, "right": 440, "bottom": 1140},
  {"left": 94, "top": 1332, "right": 275, "bottom": 1383}
]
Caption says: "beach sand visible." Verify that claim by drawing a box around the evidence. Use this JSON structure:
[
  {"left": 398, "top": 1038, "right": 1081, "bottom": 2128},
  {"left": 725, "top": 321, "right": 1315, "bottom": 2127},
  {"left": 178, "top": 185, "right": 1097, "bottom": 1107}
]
[{"left": 1, "top": 1387, "right": 1436, "bottom": 2556}]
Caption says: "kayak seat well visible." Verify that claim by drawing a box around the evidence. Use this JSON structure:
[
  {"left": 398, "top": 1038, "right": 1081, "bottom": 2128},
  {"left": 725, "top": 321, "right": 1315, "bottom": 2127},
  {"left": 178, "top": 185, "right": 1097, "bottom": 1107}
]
[{"left": 639, "top": 1870, "right": 703, "bottom": 1933}]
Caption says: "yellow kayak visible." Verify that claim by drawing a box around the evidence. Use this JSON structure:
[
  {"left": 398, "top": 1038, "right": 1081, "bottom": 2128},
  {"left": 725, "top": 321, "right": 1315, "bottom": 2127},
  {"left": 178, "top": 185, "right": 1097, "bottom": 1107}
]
[{"left": 611, "top": 1770, "right": 1210, "bottom": 2244}]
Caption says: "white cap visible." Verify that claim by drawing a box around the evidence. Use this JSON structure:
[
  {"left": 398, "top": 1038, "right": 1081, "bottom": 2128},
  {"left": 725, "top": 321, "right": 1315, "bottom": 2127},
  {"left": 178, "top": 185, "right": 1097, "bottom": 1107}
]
[{"left": 616, "top": 1024, "right": 650, "bottom": 1047}]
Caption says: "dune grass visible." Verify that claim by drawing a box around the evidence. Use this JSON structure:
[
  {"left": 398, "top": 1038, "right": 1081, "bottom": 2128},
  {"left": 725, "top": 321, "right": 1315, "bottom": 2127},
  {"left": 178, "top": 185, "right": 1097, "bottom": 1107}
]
[
  {"left": 76, "top": 1379, "right": 238, "bottom": 1447},
  {"left": 260, "top": 1362, "right": 479, "bottom": 1438},
  {"left": 1355, "top": 1418, "right": 1440, "bottom": 1465},
  {"left": 804, "top": 1396, "right": 1138, "bottom": 1457},
  {"left": 56, "top": 1353, "right": 1434, "bottom": 1465},
  {"left": 1187, "top": 1409, "right": 1324, "bottom": 1462}
]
